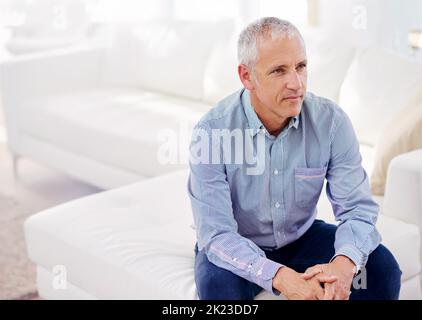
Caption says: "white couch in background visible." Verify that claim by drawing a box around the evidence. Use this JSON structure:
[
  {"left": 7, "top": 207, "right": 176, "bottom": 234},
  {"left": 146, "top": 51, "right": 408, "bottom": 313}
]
[
  {"left": 5, "top": 20, "right": 422, "bottom": 299},
  {"left": 0, "top": 20, "right": 238, "bottom": 189}
]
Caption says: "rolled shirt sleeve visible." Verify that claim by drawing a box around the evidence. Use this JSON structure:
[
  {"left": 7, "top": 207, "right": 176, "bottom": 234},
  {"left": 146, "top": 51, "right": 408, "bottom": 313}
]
[
  {"left": 326, "top": 110, "right": 382, "bottom": 269},
  {"left": 188, "top": 123, "right": 283, "bottom": 294}
]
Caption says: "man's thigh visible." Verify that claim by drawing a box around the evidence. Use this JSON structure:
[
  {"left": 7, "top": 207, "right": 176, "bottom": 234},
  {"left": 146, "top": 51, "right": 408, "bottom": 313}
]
[{"left": 265, "top": 219, "right": 337, "bottom": 272}]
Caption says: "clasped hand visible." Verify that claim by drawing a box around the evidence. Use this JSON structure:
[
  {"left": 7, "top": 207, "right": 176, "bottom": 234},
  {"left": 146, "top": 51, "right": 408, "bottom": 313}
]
[{"left": 273, "top": 256, "right": 356, "bottom": 300}]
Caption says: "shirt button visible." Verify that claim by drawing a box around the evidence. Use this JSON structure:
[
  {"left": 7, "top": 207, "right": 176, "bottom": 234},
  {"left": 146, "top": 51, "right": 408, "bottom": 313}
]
[
  {"left": 277, "top": 231, "right": 281, "bottom": 237},
  {"left": 259, "top": 128, "right": 266, "bottom": 134},
  {"left": 275, "top": 202, "right": 280, "bottom": 208},
  {"left": 273, "top": 169, "right": 279, "bottom": 175}
]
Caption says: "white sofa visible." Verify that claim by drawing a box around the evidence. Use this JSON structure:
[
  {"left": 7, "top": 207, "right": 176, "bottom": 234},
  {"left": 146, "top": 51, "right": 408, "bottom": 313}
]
[
  {"left": 0, "top": 20, "right": 239, "bottom": 189},
  {"left": 6, "top": 20, "right": 422, "bottom": 298},
  {"left": 24, "top": 163, "right": 422, "bottom": 300}
]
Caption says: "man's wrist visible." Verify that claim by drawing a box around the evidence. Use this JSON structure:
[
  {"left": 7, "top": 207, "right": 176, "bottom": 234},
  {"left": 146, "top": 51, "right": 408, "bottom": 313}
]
[
  {"left": 272, "top": 266, "right": 287, "bottom": 291},
  {"left": 332, "top": 255, "right": 357, "bottom": 274}
]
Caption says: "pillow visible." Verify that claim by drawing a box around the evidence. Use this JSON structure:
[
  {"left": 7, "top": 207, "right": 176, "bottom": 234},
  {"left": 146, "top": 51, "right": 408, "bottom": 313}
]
[
  {"left": 339, "top": 48, "right": 422, "bottom": 146},
  {"left": 303, "top": 28, "right": 356, "bottom": 104},
  {"left": 370, "top": 90, "right": 422, "bottom": 195},
  {"left": 102, "top": 23, "right": 140, "bottom": 89},
  {"left": 103, "top": 20, "right": 234, "bottom": 101},
  {"left": 6, "top": 0, "right": 90, "bottom": 54},
  {"left": 202, "top": 32, "right": 241, "bottom": 105}
]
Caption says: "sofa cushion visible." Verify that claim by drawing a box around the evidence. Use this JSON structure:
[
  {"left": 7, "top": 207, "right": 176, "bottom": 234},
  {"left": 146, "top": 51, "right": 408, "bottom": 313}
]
[
  {"left": 302, "top": 28, "right": 356, "bottom": 104},
  {"left": 25, "top": 170, "right": 421, "bottom": 300},
  {"left": 102, "top": 20, "right": 234, "bottom": 101},
  {"left": 202, "top": 32, "right": 242, "bottom": 105},
  {"left": 339, "top": 48, "right": 422, "bottom": 146},
  {"left": 19, "top": 87, "right": 210, "bottom": 177},
  {"left": 370, "top": 90, "right": 422, "bottom": 195}
]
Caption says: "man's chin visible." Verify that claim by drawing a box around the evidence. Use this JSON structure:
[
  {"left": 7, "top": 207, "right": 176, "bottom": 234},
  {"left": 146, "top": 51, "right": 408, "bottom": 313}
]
[{"left": 282, "top": 100, "right": 303, "bottom": 116}]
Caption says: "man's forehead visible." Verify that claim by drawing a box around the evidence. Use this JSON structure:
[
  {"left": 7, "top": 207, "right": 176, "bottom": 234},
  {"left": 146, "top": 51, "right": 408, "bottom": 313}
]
[
  {"left": 259, "top": 28, "right": 302, "bottom": 42},
  {"left": 256, "top": 34, "right": 307, "bottom": 66}
]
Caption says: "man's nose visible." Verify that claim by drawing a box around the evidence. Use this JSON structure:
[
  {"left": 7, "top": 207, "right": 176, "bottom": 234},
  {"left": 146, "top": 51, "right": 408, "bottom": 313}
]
[{"left": 286, "top": 71, "right": 302, "bottom": 91}]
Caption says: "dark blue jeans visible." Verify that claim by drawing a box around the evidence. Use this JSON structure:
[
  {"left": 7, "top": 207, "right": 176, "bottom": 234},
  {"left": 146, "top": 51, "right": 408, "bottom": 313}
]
[{"left": 194, "top": 219, "right": 401, "bottom": 300}]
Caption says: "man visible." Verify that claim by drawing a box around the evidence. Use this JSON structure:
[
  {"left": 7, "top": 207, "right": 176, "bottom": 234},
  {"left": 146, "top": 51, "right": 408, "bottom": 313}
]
[{"left": 187, "top": 17, "right": 401, "bottom": 300}]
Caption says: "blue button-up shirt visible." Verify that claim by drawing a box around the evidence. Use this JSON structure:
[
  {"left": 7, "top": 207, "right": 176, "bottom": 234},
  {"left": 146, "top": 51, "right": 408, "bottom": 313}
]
[{"left": 188, "top": 88, "right": 381, "bottom": 294}]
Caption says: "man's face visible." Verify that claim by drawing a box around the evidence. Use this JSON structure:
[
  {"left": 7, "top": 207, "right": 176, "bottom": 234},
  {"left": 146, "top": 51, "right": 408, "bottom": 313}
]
[{"left": 247, "top": 33, "right": 307, "bottom": 119}]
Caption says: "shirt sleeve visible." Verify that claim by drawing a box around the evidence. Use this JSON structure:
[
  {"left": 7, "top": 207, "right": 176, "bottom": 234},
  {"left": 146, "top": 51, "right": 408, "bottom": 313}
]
[
  {"left": 187, "top": 123, "right": 283, "bottom": 295},
  {"left": 326, "top": 110, "right": 382, "bottom": 269}
]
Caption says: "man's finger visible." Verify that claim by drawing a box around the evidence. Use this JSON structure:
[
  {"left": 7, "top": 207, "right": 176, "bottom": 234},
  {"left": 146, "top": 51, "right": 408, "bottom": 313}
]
[
  {"left": 301, "top": 267, "right": 322, "bottom": 279},
  {"left": 301, "top": 272, "right": 317, "bottom": 280},
  {"left": 323, "top": 283, "right": 335, "bottom": 300},
  {"left": 336, "top": 289, "right": 349, "bottom": 300},
  {"left": 307, "top": 277, "right": 325, "bottom": 300},
  {"left": 316, "top": 274, "right": 338, "bottom": 283},
  {"left": 316, "top": 286, "right": 325, "bottom": 300},
  {"left": 334, "top": 292, "right": 344, "bottom": 300}
]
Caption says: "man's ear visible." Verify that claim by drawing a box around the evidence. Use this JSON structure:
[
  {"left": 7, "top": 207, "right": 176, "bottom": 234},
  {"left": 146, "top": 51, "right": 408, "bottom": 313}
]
[{"left": 238, "top": 64, "right": 255, "bottom": 91}]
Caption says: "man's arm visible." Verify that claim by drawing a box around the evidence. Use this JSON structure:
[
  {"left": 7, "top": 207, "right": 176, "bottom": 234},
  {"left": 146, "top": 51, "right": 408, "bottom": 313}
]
[
  {"left": 326, "top": 110, "right": 382, "bottom": 269},
  {"left": 302, "top": 110, "right": 381, "bottom": 300},
  {"left": 188, "top": 123, "right": 282, "bottom": 294}
]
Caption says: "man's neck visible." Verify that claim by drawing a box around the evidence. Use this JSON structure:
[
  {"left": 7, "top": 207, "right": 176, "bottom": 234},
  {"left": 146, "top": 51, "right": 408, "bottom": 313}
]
[{"left": 251, "top": 94, "right": 290, "bottom": 137}]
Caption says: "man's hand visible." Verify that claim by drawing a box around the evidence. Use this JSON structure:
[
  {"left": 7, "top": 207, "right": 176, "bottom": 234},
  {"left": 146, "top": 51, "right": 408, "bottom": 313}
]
[
  {"left": 272, "top": 266, "right": 337, "bottom": 300},
  {"left": 301, "top": 256, "right": 356, "bottom": 300}
]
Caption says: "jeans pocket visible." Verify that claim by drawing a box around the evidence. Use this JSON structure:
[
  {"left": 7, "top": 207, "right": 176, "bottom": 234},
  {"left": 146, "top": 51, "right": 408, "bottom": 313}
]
[{"left": 294, "top": 167, "right": 327, "bottom": 208}]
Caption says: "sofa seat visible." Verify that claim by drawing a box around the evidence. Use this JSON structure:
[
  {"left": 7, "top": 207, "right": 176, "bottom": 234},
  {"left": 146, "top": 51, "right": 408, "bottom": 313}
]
[
  {"left": 19, "top": 87, "right": 210, "bottom": 177},
  {"left": 24, "top": 170, "right": 422, "bottom": 300}
]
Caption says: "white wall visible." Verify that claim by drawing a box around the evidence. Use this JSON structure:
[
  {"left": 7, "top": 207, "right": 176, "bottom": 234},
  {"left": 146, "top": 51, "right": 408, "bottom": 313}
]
[{"left": 318, "top": 0, "right": 422, "bottom": 60}]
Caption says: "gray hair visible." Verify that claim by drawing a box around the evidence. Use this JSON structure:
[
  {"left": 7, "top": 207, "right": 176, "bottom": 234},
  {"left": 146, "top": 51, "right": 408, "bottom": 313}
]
[{"left": 237, "top": 17, "right": 304, "bottom": 68}]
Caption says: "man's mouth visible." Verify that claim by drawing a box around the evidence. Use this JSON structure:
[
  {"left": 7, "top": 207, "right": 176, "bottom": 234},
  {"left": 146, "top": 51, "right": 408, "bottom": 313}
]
[{"left": 283, "top": 95, "right": 302, "bottom": 101}]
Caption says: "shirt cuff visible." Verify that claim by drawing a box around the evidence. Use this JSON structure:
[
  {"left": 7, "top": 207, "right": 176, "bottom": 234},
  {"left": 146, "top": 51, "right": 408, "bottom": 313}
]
[
  {"left": 254, "top": 257, "right": 284, "bottom": 295},
  {"left": 330, "top": 244, "right": 366, "bottom": 274}
]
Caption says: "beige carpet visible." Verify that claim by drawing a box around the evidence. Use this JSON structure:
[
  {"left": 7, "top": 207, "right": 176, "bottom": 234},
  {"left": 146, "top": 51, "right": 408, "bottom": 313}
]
[
  {"left": 0, "top": 193, "right": 38, "bottom": 299},
  {"left": 0, "top": 135, "right": 100, "bottom": 299}
]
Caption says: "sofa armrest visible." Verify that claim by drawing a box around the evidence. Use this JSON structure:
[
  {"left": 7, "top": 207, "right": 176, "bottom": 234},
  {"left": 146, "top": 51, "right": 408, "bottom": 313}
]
[
  {"left": 0, "top": 44, "right": 106, "bottom": 101},
  {"left": 383, "top": 149, "right": 422, "bottom": 231},
  {"left": 0, "top": 44, "right": 107, "bottom": 149}
]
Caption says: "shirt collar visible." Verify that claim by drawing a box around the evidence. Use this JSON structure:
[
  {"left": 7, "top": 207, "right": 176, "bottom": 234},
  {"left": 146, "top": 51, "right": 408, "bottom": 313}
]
[
  {"left": 242, "top": 89, "right": 263, "bottom": 132},
  {"left": 241, "top": 89, "right": 300, "bottom": 136},
  {"left": 289, "top": 114, "right": 300, "bottom": 130}
]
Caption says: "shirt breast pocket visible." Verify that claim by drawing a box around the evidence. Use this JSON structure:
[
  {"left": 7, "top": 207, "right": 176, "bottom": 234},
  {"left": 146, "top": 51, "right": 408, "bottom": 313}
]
[{"left": 294, "top": 167, "right": 327, "bottom": 208}]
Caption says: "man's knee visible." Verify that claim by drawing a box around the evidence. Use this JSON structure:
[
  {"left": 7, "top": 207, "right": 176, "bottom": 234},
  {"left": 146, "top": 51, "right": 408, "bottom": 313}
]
[
  {"left": 195, "top": 250, "right": 258, "bottom": 300},
  {"left": 353, "top": 244, "right": 401, "bottom": 300},
  {"left": 196, "top": 269, "right": 257, "bottom": 300}
]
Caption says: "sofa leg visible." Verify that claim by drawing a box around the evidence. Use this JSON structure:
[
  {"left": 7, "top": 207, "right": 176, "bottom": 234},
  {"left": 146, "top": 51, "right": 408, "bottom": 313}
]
[{"left": 12, "top": 154, "right": 20, "bottom": 180}]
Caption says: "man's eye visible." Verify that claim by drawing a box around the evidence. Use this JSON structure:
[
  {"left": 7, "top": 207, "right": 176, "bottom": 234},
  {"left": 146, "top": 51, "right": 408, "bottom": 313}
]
[
  {"left": 272, "top": 69, "right": 284, "bottom": 74},
  {"left": 297, "top": 64, "right": 307, "bottom": 70}
]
